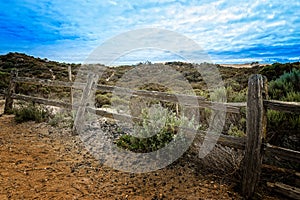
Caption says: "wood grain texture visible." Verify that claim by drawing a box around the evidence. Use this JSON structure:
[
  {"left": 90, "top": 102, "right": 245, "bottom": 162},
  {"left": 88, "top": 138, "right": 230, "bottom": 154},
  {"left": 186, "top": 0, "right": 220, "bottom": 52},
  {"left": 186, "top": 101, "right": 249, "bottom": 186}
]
[
  {"left": 264, "top": 99, "right": 300, "bottom": 114},
  {"left": 242, "top": 74, "right": 267, "bottom": 199},
  {"left": 4, "top": 71, "right": 18, "bottom": 114}
]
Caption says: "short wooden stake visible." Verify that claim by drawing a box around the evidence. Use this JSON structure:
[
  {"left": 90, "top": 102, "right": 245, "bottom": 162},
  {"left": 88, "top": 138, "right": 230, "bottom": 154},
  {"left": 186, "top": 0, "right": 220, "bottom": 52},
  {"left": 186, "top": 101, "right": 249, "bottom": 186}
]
[
  {"left": 4, "top": 70, "right": 18, "bottom": 114},
  {"left": 68, "top": 65, "right": 73, "bottom": 105},
  {"left": 72, "top": 73, "right": 98, "bottom": 135}
]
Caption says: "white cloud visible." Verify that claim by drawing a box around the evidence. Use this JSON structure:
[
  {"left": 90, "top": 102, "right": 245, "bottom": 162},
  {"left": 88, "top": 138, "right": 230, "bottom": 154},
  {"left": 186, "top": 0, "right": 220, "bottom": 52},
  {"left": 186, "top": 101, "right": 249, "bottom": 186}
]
[{"left": 1, "top": 0, "right": 299, "bottom": 63}]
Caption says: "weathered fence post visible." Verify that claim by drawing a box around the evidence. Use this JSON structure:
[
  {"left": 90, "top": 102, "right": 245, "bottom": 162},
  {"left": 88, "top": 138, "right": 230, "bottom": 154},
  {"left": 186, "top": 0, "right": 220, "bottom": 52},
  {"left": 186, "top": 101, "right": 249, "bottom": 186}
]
[
  {"left": 72, "top": 73, "right": 98, "bottom": 135},
  {"left": 4, "top": 70, "right": 18, "bottom": 114},
  {"left": 242, "top": 74, "right": 268, "bottom": 199},
  {"left": 68, "top": 65, "right": 73, "bottom": 105}
]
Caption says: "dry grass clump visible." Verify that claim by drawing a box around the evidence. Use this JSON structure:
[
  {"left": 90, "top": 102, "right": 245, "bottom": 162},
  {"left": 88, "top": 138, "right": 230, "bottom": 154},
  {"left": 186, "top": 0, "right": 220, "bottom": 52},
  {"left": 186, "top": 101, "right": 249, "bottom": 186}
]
[
  {"left": 198, "top": 145, "right": 243, "bottom": 177},
  {"left": 189, "top": 136, "right": 243, "bottom": 181}
]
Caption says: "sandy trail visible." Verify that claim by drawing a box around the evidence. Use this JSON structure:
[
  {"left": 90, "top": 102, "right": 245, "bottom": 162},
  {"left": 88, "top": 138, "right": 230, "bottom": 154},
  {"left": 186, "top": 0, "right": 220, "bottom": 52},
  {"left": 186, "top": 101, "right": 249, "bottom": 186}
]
[{"left": 0, "top": 106, "right": 243, "bottom": 199}]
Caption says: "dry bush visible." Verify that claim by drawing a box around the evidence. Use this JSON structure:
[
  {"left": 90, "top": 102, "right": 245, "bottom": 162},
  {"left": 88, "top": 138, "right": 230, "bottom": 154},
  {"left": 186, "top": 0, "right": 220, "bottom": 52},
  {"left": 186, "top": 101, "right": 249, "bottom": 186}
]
[
  {"left": 190, "top": 136, "right": 244, "bottom": 181},
  {"left": 198, "top": 145, "right": 243, "bottom": 177}
]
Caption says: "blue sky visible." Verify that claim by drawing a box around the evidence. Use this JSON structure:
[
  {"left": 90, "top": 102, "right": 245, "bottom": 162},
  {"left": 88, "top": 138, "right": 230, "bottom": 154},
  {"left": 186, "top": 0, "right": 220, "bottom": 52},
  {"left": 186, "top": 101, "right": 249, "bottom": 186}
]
[{"left": 0, "top": 0, "right": 299, "bottom": 64}]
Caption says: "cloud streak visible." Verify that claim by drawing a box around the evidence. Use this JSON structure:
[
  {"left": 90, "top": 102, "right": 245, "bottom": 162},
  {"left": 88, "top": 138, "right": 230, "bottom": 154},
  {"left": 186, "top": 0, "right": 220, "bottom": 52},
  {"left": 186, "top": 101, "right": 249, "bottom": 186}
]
[{"left": 0, "top": 0, "right": 299, "bottom": 64}]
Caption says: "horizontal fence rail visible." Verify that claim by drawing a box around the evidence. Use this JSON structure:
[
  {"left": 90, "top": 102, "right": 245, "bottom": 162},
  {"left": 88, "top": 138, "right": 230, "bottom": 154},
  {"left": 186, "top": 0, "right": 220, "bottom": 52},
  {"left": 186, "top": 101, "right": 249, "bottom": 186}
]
[
  {"left": 264, "top": 143, "right": 300, "bottom": 164},
  {"left": 10, "top": 93, "right": 247, "bottom": 150},
  {"left": 12, "top": 94, "right": 73, "bottom": 109},
  {"left": 267, "top": 182, "right": 300, "bottom": 199},
  {"left": 10, "top": 84, "right": 300, "bottom": 163},
  {"left": 13, "top": 76, "right": 244, "bottom": 113},
  {"left": 14, "top": 76, "right": 74, "bottom": 88},
  {"left": 264, "top": 99, "right": 300, "bottom": 114}
]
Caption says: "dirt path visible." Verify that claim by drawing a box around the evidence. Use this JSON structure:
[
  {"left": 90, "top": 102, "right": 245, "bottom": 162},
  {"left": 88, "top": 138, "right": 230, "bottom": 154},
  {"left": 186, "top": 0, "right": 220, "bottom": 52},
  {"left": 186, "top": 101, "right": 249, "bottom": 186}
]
[{"left": 0, "top": 113, "right": 246, "bottom": 200}]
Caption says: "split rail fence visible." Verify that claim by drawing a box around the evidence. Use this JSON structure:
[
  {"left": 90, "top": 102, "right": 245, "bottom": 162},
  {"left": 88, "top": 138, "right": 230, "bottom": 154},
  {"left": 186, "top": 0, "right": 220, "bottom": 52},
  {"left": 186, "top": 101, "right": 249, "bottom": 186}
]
[{"left": 3, "top": 70, "right": 300, "bottom": 199}]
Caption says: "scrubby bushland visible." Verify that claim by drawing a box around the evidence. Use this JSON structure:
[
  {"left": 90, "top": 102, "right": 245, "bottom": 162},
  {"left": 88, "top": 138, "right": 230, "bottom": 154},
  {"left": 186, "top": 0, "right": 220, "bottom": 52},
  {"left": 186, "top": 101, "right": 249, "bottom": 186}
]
[
  {"left": 0, "top": 52, "right": 81, "bottom": 99},
  {"left": 268, "top": 68, "right": 300, "bottom": 101},
  {"left": 14, "top": 103, "right": 52, "bottom": 123},
  {"left": 48, "top": 109, "right": 74, "bottom": 128},
  {"left": 95, "top": 93, "right": 112, "bottom": 108},
  {"left": 208, "top": 87, "right": 246, "bottom": 137},
  {"left": 115, "top": 105, "right": 200, "bottom": 153},
  {"left": 0, "top": 71, "right": 9, "bottom": 94},
  {"left": 259, "top": 62, "right": 300, "bottom": 81},
  {"left": 266, "top": 69, "right": 300, "bottom": 151}
]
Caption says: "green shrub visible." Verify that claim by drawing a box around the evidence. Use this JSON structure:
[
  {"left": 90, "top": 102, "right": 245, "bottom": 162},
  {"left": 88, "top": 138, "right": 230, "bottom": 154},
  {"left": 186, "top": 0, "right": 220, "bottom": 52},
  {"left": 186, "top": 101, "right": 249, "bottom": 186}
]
[
  {"left": 48, "top": 110, "right": 74, "bottom": 128},
  {"left": 14, "top": 103, "right": 52, "bottom": 123},
  {"left": 231, "top": 88, "right": 247, "bottom": 102},
  {"left": 267, "top": 110, "right": 300, "bottom": 131},
  {"left": 111, "top": 95, "right": 129, "bottom": 106},
  {"left": 0, "top": 71, "right": 10, "bottom": 94},
  {"left": 48, "top": 113, "right": 63, "bottom": 127},
  {"left": 209, "top": 86, "right": 247, "bottom": 103},
  {"left": 268, "top": 68, "right": 300, "bottom": 100},
  {"left": 210, "top": 87, "right": 227, "bottom": 102},
  {"left": 282, "top": 91, "right": 300, "bottom": 102},
  {"left": 267, "top": 110, "right": 300, "bottom": 150},
  {"left": 266, "top": 69, "right": 300, "bottom": 150},
  {"left": 115, "top": 105, "right": 200, "bottom": 153},
  {"left": 228, "top": 125, "right": 245, "bottom": 137},
  {"left": 259, "top": 62, "right": 300, "bottom": 81},
  {"left": 193, "top": 89, "right": 209, "bottom": 98},
  {"left": 95, "top": 93, "right": 112, "bottom": 108}
]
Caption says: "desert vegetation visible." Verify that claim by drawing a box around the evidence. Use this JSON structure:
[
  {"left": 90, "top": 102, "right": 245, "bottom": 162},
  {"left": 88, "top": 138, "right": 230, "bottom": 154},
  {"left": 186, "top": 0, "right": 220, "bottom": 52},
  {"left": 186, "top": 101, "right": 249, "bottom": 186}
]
[
  {"left": 1, "top": 52, "right": 299, "bottom": 153},
  {"left": 0, "top": 52, "right": 299, "bottom": 199},
  {"left": 1, "top": 53, "right": 299, "bottom": 157}
]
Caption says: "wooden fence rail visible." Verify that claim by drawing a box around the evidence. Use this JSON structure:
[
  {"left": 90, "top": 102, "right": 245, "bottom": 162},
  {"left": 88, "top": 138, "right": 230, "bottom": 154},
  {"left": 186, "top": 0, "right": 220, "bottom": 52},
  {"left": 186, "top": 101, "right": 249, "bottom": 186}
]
[
  {"left": 13, "top": 76, "right": 244, "bottom": 113},
  {"left": 264, "top": 144, "right": 300, "bottom": 164},
  {"left": 10, "top": 94, "right": 247, "bottom": 150},
  {"left": 264, "top": 99, "right": 300, "bottom": 114},
  {"left": 3, "top": 71, "right": 300, "bottom": 199}
]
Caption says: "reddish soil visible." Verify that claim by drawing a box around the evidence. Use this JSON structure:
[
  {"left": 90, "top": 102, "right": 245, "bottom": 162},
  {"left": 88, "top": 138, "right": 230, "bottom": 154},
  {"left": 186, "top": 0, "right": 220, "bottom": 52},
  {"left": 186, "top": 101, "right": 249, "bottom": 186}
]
[
  {"left": 0, "top": 55, "right": 291, "bottom": 200},
  {"left": 0, "top": 102, "right": 278, "bottom": 200}
]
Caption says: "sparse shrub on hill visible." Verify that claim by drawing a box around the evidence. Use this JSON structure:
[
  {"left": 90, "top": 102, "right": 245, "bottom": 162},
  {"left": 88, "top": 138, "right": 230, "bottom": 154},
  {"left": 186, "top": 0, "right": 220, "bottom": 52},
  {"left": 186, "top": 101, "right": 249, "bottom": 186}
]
[
  {"left": 228, "top": 125, "right": 245, "bottom": 137},
  {"left": 48, "top": 110, "right": 74, "bottom": 128},
  {"left": 209, "top": 87, "right": 227, "bottom": 102},
  {"left": 116, "top": 104, "right": 200, "bottom": 153},
  {"left": 0, "top": 52, "right": 81, "bottom": 96},
  {"left": 14, "top": 103, "right": 52, "bottom": 123},
  {"left": 259, "top": 62, "right": 300, "bottom": 81},
  {"left": 266, "top": 69, "right": 300, "bottom": 151},
  {"left": 209, "top": 85, "right": 247, "bottom": 103},
  {"left": 0, "top": 71, "right": 9, "bottom": 94},
  {"left": 232, "top": 88, "right": 247, "bottom": 102},
  {"left": 209, "top": 87, "right": 246, "bottom": 136},
  {"left": 95, "top": 93, "right": 112, "bottom": 108},
  {"left": 268, "top": 68, "right": 300, "bottom": 100}
]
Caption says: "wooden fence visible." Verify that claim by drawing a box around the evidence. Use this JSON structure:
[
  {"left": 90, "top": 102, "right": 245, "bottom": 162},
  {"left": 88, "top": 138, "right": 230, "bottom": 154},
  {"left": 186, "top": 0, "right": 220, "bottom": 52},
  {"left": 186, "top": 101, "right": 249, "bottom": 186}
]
[{"left": 3, "top": 71, "right": 300, "bottom": 199}]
